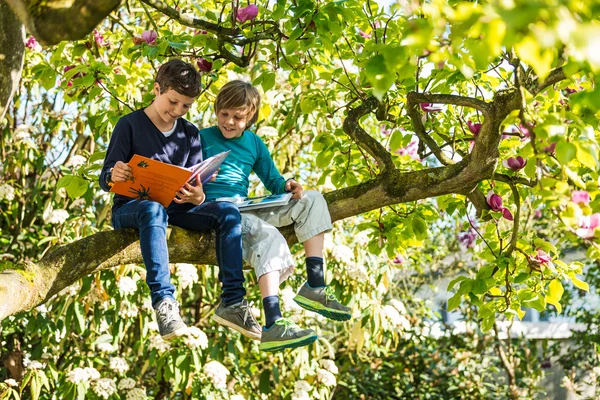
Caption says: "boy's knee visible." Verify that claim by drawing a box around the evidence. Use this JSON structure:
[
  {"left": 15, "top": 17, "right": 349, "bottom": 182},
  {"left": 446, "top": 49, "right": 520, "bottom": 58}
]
[
  {"left": 303, "top": 190, "right": 327, "bottom": 207},
  {"left": 138, "top": 201, "right": 168, "bottom": 225},
  {"left": 217, "top": 202, "right": 242, "bottom": 228}
]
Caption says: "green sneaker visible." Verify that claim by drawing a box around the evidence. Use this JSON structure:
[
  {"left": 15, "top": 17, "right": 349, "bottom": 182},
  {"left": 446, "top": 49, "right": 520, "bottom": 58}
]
[
  {"left": 293, "top": 283, "right": 352, "bottom": 321},
  {"left": 259, "top": 318, "right": 318, "bottom": 352}
]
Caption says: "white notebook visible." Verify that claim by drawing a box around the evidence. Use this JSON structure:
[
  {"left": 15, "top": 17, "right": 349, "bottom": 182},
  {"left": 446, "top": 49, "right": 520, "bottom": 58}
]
[{"left": 216, "top": 193, "right": 293, "bottom": 211}]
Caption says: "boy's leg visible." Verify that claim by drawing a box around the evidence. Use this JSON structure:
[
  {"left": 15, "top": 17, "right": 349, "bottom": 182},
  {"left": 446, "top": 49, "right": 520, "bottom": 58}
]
[
  {"left": 168, "top": 202, "right": 261, "bottom": 340},
  {"left": 112, "top": 200, "right": 186, "bottom": 340},
  {"left": 241, "top": 213, "right": 318, "bottom": 352},
  {"left": 249, "top": 191, "right": 351, "bottom": 321}
]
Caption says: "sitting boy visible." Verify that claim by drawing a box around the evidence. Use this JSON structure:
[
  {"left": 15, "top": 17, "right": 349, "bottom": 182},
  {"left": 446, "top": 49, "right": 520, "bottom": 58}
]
[
  {"left": 200, "top": 80, "right": 352, "bottom": 352},
  {"left": 99, "top": 60, "right": 260, "bottom": 341}
]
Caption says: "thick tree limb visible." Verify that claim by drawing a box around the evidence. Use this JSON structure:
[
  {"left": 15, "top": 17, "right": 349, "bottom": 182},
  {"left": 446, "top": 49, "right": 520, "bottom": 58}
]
[
  {"left": 0, "top": 1, "right": 24, "bottom": 122},
  {"left": 4, "top": 0, "right": 120, "bottom": 46},
  {"left": 528, "top": 66, "right": 569, "bottom": 96},
  {"left": 342, "top": 97, "right": 395, "bottom": 172}
]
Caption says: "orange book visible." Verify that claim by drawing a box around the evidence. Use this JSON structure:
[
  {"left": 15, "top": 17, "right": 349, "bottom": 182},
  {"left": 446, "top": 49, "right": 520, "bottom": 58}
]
[{"left": 110, "top": 151, "right": 229, "bottom": 207}]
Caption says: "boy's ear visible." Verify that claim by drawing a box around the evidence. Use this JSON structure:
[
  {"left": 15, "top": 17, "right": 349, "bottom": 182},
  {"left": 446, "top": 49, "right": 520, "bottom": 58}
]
[{"left": 153, "top": 82, "right": 161, "bottom": 95}]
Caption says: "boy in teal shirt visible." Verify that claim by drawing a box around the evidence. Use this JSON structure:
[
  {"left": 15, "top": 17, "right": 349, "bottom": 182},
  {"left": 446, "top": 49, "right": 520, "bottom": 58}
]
[{"left": 201, "top": 80, "right": 351, "bottom": 352}]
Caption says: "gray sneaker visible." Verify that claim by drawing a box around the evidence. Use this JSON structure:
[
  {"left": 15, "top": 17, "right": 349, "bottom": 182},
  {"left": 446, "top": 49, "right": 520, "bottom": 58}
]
[
  {"left": 259, "top": 318, "right": 318, "bottom": 352},
  {"left": 155, "top": 298, "right": 188, "bottom": 340},
  {"left": 293, "top": 282, "right": 352, "bottom": 321},
  {"left": 212, "top": 299, "right": 262, "bottom": 341}
]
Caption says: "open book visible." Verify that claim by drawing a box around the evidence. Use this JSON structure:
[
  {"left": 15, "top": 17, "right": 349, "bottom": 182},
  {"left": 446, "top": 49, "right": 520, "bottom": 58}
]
[
  {"left": 216, "top": 193, "right": 293, "bottom": 211},
  {"left": 110, "top": 151, "right": 230, "bottom": 207}
]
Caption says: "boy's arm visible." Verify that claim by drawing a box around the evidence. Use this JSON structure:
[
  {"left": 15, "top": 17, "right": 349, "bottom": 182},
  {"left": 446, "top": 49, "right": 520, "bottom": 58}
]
[
  {"left": 253, "top": 138, "right": 288, "bottom": 195},
  {"left": 99, "top": 118, "right": 134, "bottom": 192}
]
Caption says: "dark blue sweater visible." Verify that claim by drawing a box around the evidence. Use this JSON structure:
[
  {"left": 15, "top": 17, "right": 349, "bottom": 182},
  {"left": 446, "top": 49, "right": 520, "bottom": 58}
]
[{"left": 99, "top": 109, "right": 202, "bottom": 209}]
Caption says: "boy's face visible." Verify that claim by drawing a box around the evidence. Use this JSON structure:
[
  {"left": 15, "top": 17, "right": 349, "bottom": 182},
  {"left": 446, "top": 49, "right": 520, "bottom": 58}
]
[
  {"left": 216, "top": 108, "right": 252, "bottom": 139},
  {"left": 152, "top": 83, "right": 195, "bottom": 126}
]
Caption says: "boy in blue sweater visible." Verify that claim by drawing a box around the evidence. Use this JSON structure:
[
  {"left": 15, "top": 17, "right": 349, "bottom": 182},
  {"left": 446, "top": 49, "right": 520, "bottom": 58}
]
[
  {"left": 201, "top": 80, "right": 352, "bottom": 352},
  {"left": 99, "top": 61, "right": 260, "bottom": 341}
]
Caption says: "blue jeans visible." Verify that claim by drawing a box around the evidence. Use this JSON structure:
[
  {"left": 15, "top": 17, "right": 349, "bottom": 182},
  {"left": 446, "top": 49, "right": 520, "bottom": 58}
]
[{"left": 112, "top": 200, "right": 245, "bottom": 308}]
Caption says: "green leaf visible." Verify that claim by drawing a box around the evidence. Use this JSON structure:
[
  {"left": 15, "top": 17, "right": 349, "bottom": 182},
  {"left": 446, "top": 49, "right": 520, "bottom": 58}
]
[
  {"left": 480, "top": 315, "right": 495, "bottom": 333},
  {"left": 447, "top": 276, "right": 467, "bottom": 291},
  {"left": 259, "top": 369, "right": 271, "bottom": 394},
  {"left": 389, "top": 130, "right": 403, "bottom": 151},
  {"left": 57, "top": 176, "right": 89, "bottom": 198},
  {"left": 447, "top": 292, "right": 462, "bottom": 311},
  {"left": 545, "top": 279, "right": 564, "bottom": 313},
  {"left": 576, "top": 141, "right": 598, "bottom": 170},
  {"left": 261, "top": 72, "right": 276, "bottom": 92},
  {"left": 364, "top": 54, "right": 394, "bottom": 99},
  {"left": 411, "top": 217, "right": 427, "bottom": 240},
  {"left": 555, "top": 140, "right": 577, "bottom": 165},
  {"left": 568, "top": 273, "right": 589, "bottom": 292}
]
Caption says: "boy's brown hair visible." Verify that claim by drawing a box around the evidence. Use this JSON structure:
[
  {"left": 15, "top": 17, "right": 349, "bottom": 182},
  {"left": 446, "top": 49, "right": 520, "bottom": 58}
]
[
  {"left": 214, "top": 80, "right": 261, "bottom": 127},
  {"left": 155, "top": 59, "right": 201, "bottom": 98}
]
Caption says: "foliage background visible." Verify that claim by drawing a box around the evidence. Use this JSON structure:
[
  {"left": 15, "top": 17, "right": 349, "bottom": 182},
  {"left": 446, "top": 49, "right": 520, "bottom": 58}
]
[{"left": 1, "top": 0, "right": 600, "bottom": 398}]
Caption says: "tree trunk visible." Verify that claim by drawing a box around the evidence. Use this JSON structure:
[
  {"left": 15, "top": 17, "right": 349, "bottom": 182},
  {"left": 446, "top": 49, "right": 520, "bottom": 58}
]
[{"left": 0, "top": 0, "right": 25, "bottom": 122}]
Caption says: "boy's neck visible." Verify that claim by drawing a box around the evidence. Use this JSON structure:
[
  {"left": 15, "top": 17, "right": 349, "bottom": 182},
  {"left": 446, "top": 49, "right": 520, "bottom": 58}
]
[{"left": 144, "top": 103, "right": 176, "bottom": 132}]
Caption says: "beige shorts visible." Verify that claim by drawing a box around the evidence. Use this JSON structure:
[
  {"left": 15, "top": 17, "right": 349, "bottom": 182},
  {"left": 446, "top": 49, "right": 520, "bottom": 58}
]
[{"left": 240, "top": 190, "right": 332, "bottom": 283}]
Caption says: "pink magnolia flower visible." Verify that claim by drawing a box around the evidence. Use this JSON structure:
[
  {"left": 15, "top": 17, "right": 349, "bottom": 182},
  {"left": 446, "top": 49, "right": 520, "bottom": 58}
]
[
  {"left": 196, "top": 58, "right": 212, "bottom": 72},
  {"left": 194, "top": 29, "right": 208, "bottom": 35},
  {"left": 380, "top": 125, "right": 391, "bottom": 136},
  {"left": 486, "top": 191, "right": 503, "bottom": 212},
  {"left": 576, "top": 213, "right": 600, "bottom": 239},
  {"left": 420, "top": 103, "right": 443, "bottom": 112},
  {"left": 63, "top": 65, "right": 76, "bottom": 73},
  {"left": 25, "top": 36, "right": 39, "bottom": 50},
  {"left": 141, "top": 30, "right": 157, "bottom": 45},
  {"left": 392, "top": 255, "right": 404, "bottom": 264},
  {"left": 359, "top": 30, "right": 371, "bottom": 39},
  {"left": 236, "top": 4, "right": 259, "bottom": 23},
  {"left": 486, "top": 191, "right": 513, "bottom": 221},
  {"left": 503, "top": 156, "right": 527, "bottom": 171},
  {"left": 93, "top": 29, "right": 109, "bottom": 47},
  {"left": 395, "top": 138, "right": 420, "bottom": 161},
  {"left": 534, "top": 249, "right": 552, "bottom": 264},
  {"left": 544, "top": 142, "right": 557, "bottom": 155},
  {"left": 519, "top": 124, "right": 532, "bottom": 138},
  {"left": 467, "top": 121, "right": 481, "bottom": 136},
  {"left": 534, "top": 209, "right": 543, "bottom": 219},
  {"left": 572, "top": 190, "right": 591, "bottom": 205}
]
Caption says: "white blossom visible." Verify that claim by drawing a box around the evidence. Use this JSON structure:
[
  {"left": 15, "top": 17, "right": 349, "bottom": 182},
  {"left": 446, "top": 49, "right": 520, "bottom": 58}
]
[
  {"left": 4, "top": 378, "right": 18, "bottom": 387},
  {"left": 118, "top": 277, "right": 138, "bottom": 296},
  {"left": 256, "top": 126, "right": 279, "bottom": 138},
  {"left": 148, "top": 335, "right": 171, "bottom": 353},
  {"left": 84, "top": 367, "right": 101, "bottom": 381},
  {"left": 66, "top": 368, "right": 90, "bottom": 385},
  {"left": 175, "top": 263, "right": 199, "bottom": 290},
  {"left": 118, "top": 378, "right": 137, "bottom": 391},
  {"left": 119, "top": 301, "right": 139, "bottom": 319},
  {"left": 331, "top": 244, "right": 354, "bottom": 264},
  {"left": 319, "top": 359, "right": 339, "bottom": 375},
  {"left": 66, "top": 155, "right": 87, "bottom": 168},
  {"left": 126, "top": 388, "right": 147, "bottom": 400},
  {"left": 346, "top": 263, "right": 369, "bottom": 282},
  {"left": 99, "top": 319, "right": 110, "bottom": 333},
  {"left": 323, "top": 233, "right": 335, "bottom": 252},
  {"left": 183, "top": 326, "right": 208, "bottom": 349},
  {"left": 382, "top": 305, "right": 410, "bottom": 331},
  {"left": 109, "top": 357, "right": 129, "bottom": 374},
  {"left": 294, "top": 380, "right": 311, "bottom": 392},
  {"left": 93, "top": 378, "right": 117, "bottom": 399},
  {"left": 0, "top": 184, "right": 15, "bottom": 202},
  {"left": 354, "top": 231, "right": 370, "bottom": 246},
  {"left": 27, "top": 361, "right": 44, "bottom": 370},
  {"left": 46, "top": 209, "right": 69, "bottom": 224},
  {"left": 230, "top": 396, "right": 246, "bottom": 400},
  {"left": 203, "top": 360, "right": 229, "bottom": 389},
  {"left": 147, "top": 321, "right": 159, "bottom": 331},
  {"left": 317, "top": 368, "right": 336, "bottom": 387},
  {"left": 291, "top": 390, "right": 310, "bottom": 400},
  {"left": 389, "top": 299, "right": 407, "bottom": 314},
  {"left": 14, "top": 124, "right": 33, "bottom": 141},
  {"left": 96, "top": 342, "right": 115, "bottom": 353}
]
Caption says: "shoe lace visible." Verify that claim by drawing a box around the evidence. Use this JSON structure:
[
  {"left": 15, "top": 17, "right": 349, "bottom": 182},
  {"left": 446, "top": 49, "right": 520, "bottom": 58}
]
[
  {"left": 239, "top": 301, "right": 257, "bottom": 326},
  {"left": 323, "top": 286, "right": 340, "bottom": 303},
  {"left": 274, "top": 318, "right": 295, "bottom": 336},
  {"left": 157, "top": 300, "right": 179, "bottom": 325}
]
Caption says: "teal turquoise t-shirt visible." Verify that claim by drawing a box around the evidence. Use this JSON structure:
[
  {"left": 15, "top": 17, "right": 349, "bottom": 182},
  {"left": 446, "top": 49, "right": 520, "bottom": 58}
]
[{"left": 199, "top": 126, "right": 287, "bottom": 201}]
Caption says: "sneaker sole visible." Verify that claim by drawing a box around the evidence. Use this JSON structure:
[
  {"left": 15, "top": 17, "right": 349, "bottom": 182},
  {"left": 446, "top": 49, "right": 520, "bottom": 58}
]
[
  {"left": 212, "top": 314, "right": 262, "bottom": 341},
  {"left": 293, "top": 295, "right": 352, "bottom": 321},
  {"left": 259, "top": 334, "right": 318, "bottom": 352},
  {"left": 161, "top": 326, "right": 188, "bottom": 341}
]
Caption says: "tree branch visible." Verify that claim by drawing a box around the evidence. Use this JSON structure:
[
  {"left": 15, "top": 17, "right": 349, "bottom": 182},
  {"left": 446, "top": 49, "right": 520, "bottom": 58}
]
[
  {"left": 406, "top": 92, "right": 491, "bottom": 115},
  {"left": 342, "top": 97, "right": 395, "bottom": 173}
]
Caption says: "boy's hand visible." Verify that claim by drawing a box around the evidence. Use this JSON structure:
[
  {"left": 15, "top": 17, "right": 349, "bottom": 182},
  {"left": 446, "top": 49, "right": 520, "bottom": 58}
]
[
  {"left": 174, "top": 181, "right": 206, "bottom": 205},
  {"left": 285, "top": 179, "right": 303, "bottom": 200},
  {"left": 210, "top": 168, "right": 219, "bottom": 182},
  {"left": 111, "top": 161, "right": 132, "bottom": 182}
]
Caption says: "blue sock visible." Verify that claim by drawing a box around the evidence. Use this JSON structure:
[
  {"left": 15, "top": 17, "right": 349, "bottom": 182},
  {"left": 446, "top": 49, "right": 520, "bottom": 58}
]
[
  {"left": 306, "top": 257, "right": 326, "bottom": 287},
  {"left": 262, "top": 295, "right": 282, "bottom": 329}
]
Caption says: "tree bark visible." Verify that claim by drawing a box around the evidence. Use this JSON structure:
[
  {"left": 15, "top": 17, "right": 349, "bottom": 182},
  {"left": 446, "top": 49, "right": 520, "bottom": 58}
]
[
  {"left": 4, "top": 0, "right": 121, "bottom": 46},
  {"left": 0, "top": 1, "right": 25, "bottom": 122}
]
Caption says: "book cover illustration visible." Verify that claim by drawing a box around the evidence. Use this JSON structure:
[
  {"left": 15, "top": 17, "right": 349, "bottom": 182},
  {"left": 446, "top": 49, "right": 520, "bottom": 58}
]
[{"left": 110, "top": 151, "right": 230, "bottom": 207}]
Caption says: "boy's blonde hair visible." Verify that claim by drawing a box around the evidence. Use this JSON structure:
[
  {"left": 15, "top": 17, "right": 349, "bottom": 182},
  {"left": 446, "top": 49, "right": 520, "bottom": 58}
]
[{"left": 214, "top": 80, "right": 261, "bottom": 127}]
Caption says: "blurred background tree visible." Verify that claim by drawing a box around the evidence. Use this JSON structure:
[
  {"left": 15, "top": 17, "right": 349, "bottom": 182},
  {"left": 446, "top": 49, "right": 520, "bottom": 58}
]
[{"left": 1, "top": 0, "right": 600, "bottom": 398}]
